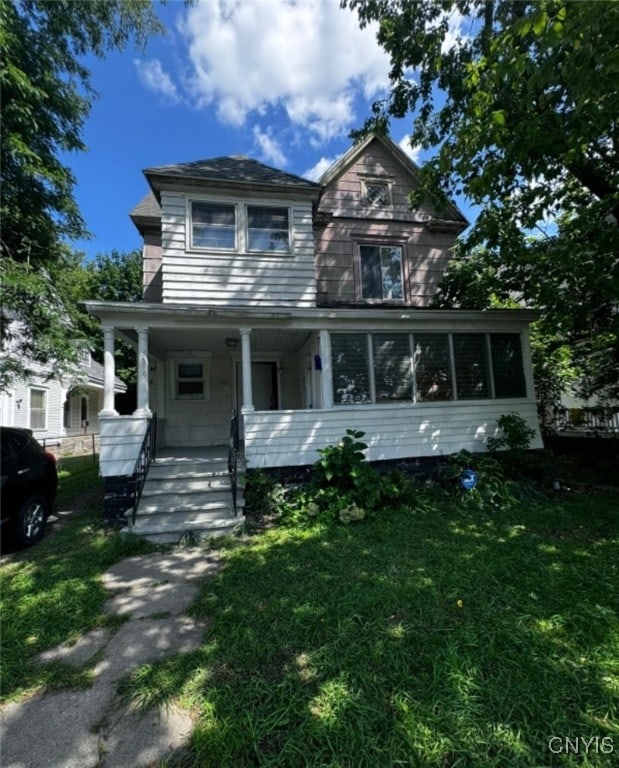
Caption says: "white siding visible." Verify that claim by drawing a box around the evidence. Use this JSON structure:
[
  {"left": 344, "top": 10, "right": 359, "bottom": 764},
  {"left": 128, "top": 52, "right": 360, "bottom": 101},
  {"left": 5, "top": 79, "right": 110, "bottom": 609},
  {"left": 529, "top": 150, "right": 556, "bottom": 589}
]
[
  {"left": 160, "top": 191, "right": 316, "bottom": 307},
  {"left": 99, "top": 416, "right": 148, "bottom": 477},
  {"left": 244, "top": 400, "right": 543, "bottom": 469}
]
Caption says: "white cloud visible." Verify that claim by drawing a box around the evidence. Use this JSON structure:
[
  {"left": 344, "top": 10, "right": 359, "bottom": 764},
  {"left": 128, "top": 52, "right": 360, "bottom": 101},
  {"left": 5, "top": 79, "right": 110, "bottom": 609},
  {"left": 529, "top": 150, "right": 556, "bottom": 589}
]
[
  {"left": 176, "top": 0, "right": 391, "bottom": 143},
  {"left": 303, "top": 155, "right": 341, "bottom": 181},
  {"left": 398, "top": 134, "right": 423, "bottom": 164},
  {"left": 253, "top": 126, "right": 288, "bottom": 166},
  {"left": 134, "top": 58, "right": 180, "bottom": 104}
]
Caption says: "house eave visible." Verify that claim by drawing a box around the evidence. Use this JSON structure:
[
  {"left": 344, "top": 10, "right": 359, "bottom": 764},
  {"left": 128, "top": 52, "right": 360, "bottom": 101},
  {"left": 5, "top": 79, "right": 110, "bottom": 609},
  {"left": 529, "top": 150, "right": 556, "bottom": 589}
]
[{"left": 83, "top": 300, "right": 539, "bottom": 330}]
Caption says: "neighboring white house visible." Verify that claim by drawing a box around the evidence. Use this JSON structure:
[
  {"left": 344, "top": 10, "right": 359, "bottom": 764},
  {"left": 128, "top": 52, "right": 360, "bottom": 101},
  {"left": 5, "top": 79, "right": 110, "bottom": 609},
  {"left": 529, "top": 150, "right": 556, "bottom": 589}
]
[
  {"left": 85, "top": 133, "right": 543, "bottom": 482},
  {"left": 0, "top": 350, "right": 127, "bottom": 440}
]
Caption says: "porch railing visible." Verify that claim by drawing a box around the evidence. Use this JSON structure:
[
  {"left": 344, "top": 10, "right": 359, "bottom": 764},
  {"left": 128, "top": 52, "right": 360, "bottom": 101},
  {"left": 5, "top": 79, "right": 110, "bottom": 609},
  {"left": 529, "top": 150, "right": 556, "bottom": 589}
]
[
  {"left": 228, "top": 409, "right": 240, "bottom": 516},
  {"left": 131, "top": 413, "right": 157, "bottom": 526}
]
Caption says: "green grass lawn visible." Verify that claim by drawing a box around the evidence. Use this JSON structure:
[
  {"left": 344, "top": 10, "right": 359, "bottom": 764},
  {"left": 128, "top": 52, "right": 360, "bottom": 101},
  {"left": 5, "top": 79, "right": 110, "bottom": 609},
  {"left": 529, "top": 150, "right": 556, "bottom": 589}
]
[
  {"left": 0, "top": 456, "right": 155, "bottom": 701},
  {"left": 2, "top": 457, "right": 617, "bottom": 767},
  {"left": 120, "top": 487, "right": 617, "bottom": 768}
]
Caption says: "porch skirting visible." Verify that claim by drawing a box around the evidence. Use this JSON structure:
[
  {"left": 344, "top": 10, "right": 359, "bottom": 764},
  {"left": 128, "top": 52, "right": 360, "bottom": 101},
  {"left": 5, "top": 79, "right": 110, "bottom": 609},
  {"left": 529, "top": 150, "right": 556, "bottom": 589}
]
[{"left": 243, "top": 400, "right": 542, "bottom": 469}]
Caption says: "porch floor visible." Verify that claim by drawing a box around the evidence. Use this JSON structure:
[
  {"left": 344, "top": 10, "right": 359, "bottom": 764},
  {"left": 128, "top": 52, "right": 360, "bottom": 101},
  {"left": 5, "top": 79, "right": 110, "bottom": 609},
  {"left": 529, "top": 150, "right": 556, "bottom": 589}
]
[{"left": 155, "top": 445, "right": 245, "bottom": 462}]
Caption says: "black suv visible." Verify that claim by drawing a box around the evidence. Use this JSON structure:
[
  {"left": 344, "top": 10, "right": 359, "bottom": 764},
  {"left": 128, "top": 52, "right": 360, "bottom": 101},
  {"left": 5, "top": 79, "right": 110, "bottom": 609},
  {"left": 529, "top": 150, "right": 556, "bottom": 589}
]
[{"left": 1, "top": 427, "right": 58, "bottom": 547}]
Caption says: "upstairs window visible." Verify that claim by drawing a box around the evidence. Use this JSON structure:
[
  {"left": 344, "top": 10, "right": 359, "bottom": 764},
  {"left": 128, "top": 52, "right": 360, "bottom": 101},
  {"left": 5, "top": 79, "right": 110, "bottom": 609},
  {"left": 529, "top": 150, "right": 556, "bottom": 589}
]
[
  {"left": 359, "top": 245, "right": 404, "bottom": 300},
  {"left": 190, "top": 202, "right": 236, "bottom": 250},
  {"left": 247, "top": 205, "right": 290, "bottom": 252}
]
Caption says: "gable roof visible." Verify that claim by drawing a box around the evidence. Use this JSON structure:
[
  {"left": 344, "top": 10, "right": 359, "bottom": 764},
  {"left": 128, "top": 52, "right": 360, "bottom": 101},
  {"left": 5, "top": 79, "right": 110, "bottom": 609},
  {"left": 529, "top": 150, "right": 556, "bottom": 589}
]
[
  {"left": 319, "top": 132, "right": 468, "bottom": 227},
  {"left": 144, "top": 155, "right": 321, "bottom": 197}
]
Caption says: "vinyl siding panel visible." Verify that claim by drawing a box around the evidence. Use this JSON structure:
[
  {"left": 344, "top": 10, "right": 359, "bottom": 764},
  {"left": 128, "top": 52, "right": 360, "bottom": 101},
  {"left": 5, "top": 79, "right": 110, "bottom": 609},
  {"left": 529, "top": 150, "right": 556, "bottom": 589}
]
[
  {"left": 160, "top": 191, "right": 316, "bottom": 307},
  {"left": 244, "top": 400, "right": 543, "bottom": 469}
]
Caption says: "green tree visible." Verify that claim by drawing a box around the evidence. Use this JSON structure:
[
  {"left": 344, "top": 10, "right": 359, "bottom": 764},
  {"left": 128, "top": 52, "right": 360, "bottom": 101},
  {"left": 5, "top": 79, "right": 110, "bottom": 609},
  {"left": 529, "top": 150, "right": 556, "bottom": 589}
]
[
  {"left": 0, "top": 0, "right": 163, "bottom": 386},
  {"left": 344, "top": 0, "right": 619, "bottom": 402},
  {"left": 83, "top": 249, "right": 143, "bottom": 385}
]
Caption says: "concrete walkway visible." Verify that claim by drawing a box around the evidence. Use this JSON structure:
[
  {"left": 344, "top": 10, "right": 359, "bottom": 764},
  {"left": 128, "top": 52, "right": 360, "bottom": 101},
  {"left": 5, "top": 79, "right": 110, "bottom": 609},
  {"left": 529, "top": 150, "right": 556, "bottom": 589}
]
[{"left": 0, "top": 548, "right": 222, "bottom": 768}]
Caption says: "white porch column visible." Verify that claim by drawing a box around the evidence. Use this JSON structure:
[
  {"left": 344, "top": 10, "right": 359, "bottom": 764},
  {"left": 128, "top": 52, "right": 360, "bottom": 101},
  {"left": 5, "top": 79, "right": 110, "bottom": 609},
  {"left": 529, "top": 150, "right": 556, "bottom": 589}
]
[
  {"left": 134, "top": 326, "right": 152, "bottom": 417},
  {"left": 100, "top": 327, "right": 118, "bottom": 417},
  {"left": 240, "top": 327, "right": 254, "bottom": 413},
  {"left": 319, "top": 330, "right": 334, "bottom": 409}
]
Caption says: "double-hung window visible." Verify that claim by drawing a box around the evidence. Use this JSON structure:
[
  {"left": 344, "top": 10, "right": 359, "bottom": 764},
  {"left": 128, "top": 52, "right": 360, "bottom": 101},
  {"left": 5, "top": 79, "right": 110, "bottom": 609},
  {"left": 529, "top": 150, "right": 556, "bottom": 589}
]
[
  {"left": 30, "top": 388, "right": 47, "bottom": 429},
  {"left": 176, "top": 362, "right": 204, "bottom": 399},
  {"left": 359, "top": 245, "right": 404, "bottom": 300},
  {"left": 247, "top": 205, "right": 290, "bottom": 252},
  {"left": 190, "top": 202, "right": 236, "bottom": 250}
]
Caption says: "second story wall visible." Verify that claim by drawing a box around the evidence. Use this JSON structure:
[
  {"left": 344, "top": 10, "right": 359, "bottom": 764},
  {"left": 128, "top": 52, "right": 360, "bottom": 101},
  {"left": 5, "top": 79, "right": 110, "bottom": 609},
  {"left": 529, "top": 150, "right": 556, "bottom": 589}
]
[
  {"left": 315, "top": 136, "right": 465, "bottom": 308},
  {"left": 159, "top": 190, "right": 316, "bottom": 308}
]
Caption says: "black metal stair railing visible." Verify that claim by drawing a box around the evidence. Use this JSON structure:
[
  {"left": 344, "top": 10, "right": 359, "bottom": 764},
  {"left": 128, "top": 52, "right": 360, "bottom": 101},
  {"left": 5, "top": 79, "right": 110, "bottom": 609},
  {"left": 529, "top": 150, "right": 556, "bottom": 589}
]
[
  {"left": 131, "top": 413, "right": 157, "bottom": 526},
  {"left": 103, "top": 414, "right": 157, "bottom": 527},
  {"left": 228, "top": 409, "right": 240, "bottom": 516}
]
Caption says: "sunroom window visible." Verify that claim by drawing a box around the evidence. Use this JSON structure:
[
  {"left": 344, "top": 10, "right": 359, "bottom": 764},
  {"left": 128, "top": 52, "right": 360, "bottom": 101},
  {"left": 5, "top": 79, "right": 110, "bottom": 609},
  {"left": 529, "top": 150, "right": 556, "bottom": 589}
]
[
  {"left": 190, "top": 202, "right": 236, "bottom": 249},
  {"left": 491, "top": 334, "right": 527, "bottom": 397},
  {"left": 373, "top": 334, "right": 413, "bottom": 402},
  {"left": 414, "top": 334, "right": 452, "bottom": 401},
  {"left": 247, "top": 205, "right": 290, "bottom": 252},
  {"left": 331, "top": 334, "right": 371, "bottom": 404},
  {"left": 453, "top": 334, "right": 490, "bottom": 399},
  {"left": 360, "top": 245, "right": 403, "bottom": 300}
]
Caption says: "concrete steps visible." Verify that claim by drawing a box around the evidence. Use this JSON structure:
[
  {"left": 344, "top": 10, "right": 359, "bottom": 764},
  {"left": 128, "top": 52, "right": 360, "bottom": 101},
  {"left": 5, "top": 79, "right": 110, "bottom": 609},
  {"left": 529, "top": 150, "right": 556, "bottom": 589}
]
[{"left": 128, "top": 453, "right": 245, "bottom": 544}]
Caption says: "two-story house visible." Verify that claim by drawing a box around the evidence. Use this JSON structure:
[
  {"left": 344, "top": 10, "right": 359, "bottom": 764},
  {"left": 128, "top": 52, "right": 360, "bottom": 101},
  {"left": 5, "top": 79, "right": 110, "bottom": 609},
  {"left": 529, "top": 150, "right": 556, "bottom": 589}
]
[{"left": 86, "top": 133, "right": 542, "bottom": 541}]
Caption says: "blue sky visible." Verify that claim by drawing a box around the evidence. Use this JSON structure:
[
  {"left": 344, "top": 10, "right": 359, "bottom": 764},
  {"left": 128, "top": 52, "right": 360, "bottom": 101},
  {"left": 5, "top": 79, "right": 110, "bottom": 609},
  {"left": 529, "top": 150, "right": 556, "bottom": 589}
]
[{"left": 65, "top": 0, "right": 470, "bottom": 260}]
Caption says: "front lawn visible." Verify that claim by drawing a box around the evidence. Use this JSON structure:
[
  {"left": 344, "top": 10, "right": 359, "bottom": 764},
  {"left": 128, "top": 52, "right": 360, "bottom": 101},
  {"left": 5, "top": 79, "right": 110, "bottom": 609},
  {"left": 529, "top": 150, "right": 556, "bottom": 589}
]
[
  {"left": 123, "top": 487, "right": 618, "bottom": 767},
  {"left": 0, "top": 459, "right": 155, "bottom": 702}
]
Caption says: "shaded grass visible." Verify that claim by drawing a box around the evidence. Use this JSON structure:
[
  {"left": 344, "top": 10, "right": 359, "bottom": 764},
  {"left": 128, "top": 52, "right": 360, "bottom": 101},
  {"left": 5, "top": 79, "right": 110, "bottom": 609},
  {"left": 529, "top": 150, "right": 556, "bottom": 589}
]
[
  {"left": 55, "top": 454, "right": 100, "bottom": 508},
  {"left": 0, "top": 463, "right": 156, "bottom": 702},
  {"left": 123, "top": 490, "right": 618, "bottom": 767}
]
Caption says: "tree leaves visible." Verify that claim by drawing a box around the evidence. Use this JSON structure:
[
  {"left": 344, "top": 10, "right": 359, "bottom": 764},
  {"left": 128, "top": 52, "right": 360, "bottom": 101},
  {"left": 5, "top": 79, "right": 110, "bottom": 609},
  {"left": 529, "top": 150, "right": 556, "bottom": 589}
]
[
  {"left": 0, "top": 0, "right": 164, "bottom": 386},
  {"left": 344, "top": 0, "right": 619, "bottom": 402}
]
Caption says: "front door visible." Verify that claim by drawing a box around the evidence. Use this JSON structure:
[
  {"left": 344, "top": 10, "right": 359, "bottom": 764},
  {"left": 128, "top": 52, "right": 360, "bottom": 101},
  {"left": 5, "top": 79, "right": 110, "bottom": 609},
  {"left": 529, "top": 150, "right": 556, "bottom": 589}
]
[{"left": 236, "top": 361, "right": 279, "bottom": 437}]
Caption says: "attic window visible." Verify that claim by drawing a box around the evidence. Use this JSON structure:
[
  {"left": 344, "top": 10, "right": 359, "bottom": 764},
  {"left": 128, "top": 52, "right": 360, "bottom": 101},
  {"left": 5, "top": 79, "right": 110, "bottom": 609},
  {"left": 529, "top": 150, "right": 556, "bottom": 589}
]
[{"left": 363, "top": 179, "right": 391, "bottom": 206}]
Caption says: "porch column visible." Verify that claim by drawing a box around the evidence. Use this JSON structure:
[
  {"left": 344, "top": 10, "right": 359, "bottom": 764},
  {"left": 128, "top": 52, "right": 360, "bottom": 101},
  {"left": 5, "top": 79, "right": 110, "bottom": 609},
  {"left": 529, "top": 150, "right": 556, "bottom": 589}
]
[
  {"left": 319, "top": 330, "right": 334, "bottom": 409},
  {"left": 100, "top": 327, "right": 118, "bottom": 417},
  {"left": 240, "top": 327, "right": 254, "bottom": 413},
  {"left": 134, "top": 326, "right": 152, "bottom": 417}
]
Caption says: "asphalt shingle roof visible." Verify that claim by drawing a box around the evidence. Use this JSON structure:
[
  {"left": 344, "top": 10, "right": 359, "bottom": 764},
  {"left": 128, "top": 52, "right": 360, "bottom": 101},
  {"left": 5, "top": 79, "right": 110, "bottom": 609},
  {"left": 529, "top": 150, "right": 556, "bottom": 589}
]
[
  {"left": 130, "top": 191, "right": 161, "bottom": 220},
  {"left": 144, "top": 155, "right": 321, "bottom": 191}
]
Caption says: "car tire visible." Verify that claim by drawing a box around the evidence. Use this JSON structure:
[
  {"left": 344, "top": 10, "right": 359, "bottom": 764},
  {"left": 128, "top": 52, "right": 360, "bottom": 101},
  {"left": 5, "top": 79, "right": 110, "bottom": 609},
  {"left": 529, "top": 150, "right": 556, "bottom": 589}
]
[{"left": 14, "top": 494, "right": 48, "bottom": 547}]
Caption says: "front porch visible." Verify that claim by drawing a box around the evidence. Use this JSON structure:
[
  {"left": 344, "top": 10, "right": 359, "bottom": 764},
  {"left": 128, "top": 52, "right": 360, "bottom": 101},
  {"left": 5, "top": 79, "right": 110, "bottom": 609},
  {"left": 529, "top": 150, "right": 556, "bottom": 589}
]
[{"left": 88, "top": 302, "right": 544, "bottom": 538}]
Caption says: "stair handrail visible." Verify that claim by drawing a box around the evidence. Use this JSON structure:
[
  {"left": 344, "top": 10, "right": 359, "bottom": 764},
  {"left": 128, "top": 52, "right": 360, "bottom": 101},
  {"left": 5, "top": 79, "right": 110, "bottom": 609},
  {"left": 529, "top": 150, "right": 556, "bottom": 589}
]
[
  {"left": 132, "top": 413, "right": 157, "bottom": 526},
  {"left": 228, "top": 409, "right": 239, "bottom": 516}
]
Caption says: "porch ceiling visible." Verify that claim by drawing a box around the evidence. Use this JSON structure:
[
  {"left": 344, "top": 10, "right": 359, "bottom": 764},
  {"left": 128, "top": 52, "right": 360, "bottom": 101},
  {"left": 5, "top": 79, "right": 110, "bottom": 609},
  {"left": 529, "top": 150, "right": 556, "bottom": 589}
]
[{"left": 142, "top": 327, "right": 312, "bottom": 357}]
